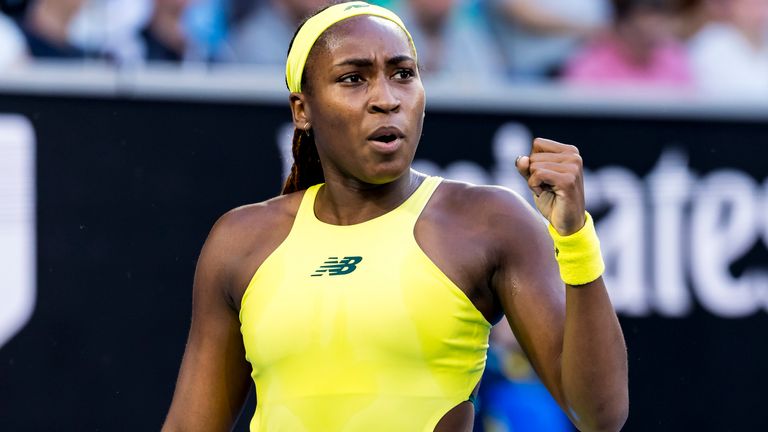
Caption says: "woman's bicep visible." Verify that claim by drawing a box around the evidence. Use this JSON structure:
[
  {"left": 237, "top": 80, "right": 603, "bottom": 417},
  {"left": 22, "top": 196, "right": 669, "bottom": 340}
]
[
  {"left": 162, "top": 220, "right": 253, "bottom": 432},
  {"left": 491, "top": 199, "right": 567, "bottom": 407}
]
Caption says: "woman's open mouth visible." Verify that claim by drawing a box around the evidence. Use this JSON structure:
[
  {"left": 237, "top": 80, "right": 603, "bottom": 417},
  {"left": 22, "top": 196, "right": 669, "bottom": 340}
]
[{"left": 367, "top": 127, "right": 405, "bottom": 153}]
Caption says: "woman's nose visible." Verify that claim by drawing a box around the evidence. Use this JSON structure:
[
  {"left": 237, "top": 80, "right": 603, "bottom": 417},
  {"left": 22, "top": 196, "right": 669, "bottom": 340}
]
[{"left": 368, "top": 78, "right": 401, "bottom": 114}]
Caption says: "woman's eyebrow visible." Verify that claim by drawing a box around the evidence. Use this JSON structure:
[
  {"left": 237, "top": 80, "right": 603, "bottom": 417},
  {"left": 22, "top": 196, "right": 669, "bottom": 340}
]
[
  {"left": 333, "top": 55, "right": 415, "bottom": 68},
  {"left": 386, "top": 55, "right": 415, "bottom": 66},
  {"left": 334, "top": 58, "right": 374, "bottom": 68}
]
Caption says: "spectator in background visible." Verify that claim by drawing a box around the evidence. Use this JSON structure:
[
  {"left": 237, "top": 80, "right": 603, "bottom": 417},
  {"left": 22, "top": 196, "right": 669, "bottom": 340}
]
[
  {"left": 688, "top": 0, "right": 768, "bottom": 95},
  {"left": 141, "top": 0, "right": 189, "bottom": 62},
  {"left": 65, "top": 0, "right": 152, "bottom": 65},
  {"left": 672, "top": 0, "right": 717, "bottom": 41},
  {"left": 220, "top": 0, "right": 328, "bottom": 65},
  {"left": 478, "top": 318, "right": 573, "bottom": 432},
  {"left": 485, "top": 0, "right": 610, "bottom": 81},
  {"left": 0, "top": 12, "right": 27, "bottom": 70},
  {"left": 227, "top": 0, "right": 259, "bottom": 26},
  {"left": 181, "top": 0, "right": 229, "bottom": 62},
  {"left": 563, "top": 0, "right": 691, "bottom": 87},
  {"left": 19, "top": 0, "right": 91, "bottom": 58},
  {"left": 393, "top": 0, "right": 503, "bottom": 83}
]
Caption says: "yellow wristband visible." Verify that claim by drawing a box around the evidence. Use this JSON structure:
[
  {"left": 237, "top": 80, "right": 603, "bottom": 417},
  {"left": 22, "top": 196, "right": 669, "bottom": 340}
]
[{"left": 547, "top": 212, "right": 605, "bottom": 286}]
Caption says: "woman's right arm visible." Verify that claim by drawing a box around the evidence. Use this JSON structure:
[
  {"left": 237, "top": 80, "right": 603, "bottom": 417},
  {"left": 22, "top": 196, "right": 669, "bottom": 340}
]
[{"left": 162, "top": 213, "right": 253, "bottom": 431}]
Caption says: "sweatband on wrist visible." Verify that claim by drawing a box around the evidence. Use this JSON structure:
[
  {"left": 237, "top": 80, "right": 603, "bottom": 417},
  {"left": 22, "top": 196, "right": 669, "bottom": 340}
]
[
  {"left": 285, "top": 1, "right": 417, "bottom": 93},
  {"left": 547, "top": 212, "right": 605, "bottom": 286}
]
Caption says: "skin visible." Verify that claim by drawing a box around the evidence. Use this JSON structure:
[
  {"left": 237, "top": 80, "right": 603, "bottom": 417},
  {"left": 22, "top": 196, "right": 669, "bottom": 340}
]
[
  {"left": 500, "top": 0, "right": 600, "bottom": 38},
  {"left": 615, "top": 8, "right": 676, "bottom": 65},
  {"left": 728, "top": 0, "right": 768, "bottom": 49},
  {"left": 162, "top": 15, "right": 628, "bottom": 432},
  {"left": 25, "top": 0, "right": 86, "bottom": 46},
  {"left": 409, "top": 0, "right": 455, "bottom": 34},
  {"left": 148, "top": 0, "right": 191, "bottom": 56}
]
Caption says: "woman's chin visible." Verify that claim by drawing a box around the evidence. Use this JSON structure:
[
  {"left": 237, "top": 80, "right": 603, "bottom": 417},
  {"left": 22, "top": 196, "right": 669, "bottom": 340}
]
[{"left": 362, "top": 163, "right": 413, "bottom": 185}]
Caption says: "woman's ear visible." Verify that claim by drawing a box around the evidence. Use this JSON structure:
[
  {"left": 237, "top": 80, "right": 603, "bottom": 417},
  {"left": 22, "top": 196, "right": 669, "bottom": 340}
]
[{"left": 289, "top": 92, "right": 311, "bottom": 130}]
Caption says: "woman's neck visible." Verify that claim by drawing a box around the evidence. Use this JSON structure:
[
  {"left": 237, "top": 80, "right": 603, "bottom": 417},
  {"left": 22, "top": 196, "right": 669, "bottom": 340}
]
[{"left": 314, "top": 170, "right": 421, "bottom": 225}]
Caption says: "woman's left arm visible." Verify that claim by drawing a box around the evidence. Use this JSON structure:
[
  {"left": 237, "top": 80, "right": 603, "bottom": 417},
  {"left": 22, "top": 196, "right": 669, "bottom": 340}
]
[{"left": 488, "top": 138, "right": 628, "bottom": 432}]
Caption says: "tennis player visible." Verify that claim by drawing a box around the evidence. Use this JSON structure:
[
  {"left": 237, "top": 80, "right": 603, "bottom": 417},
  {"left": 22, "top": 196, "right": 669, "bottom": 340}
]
[{"left": 162, "top": 2, "right": 629, "bottom": 431}]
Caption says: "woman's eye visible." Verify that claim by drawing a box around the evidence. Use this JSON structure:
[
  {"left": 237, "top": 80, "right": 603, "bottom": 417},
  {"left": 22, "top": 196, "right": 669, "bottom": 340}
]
[
  {"left": 340, "top": 74, "right": 363, "bottom": 83},
  {"left": 394, "top": 69, "right": 415, "bottom": 80}
]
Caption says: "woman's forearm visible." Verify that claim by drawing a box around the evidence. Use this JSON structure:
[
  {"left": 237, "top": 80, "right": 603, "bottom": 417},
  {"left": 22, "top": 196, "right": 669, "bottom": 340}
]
[{"left": 560, "top": 277, "right": 628, "bottom": 432}]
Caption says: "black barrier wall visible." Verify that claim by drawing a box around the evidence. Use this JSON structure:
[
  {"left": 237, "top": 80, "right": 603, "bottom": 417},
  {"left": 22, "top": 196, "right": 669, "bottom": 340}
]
[{"left": 0, "top": 91, "right": 767, "bottom": 431}]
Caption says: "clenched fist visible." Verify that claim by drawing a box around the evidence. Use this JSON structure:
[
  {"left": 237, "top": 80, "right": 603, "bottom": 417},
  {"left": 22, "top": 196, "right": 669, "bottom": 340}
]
[{"left": 515, "top": 138, "right": 586, "bottom": 236}]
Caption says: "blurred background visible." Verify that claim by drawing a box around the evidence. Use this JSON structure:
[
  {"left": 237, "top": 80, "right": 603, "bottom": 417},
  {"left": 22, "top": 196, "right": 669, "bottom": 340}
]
[{"left": 1, "top": 0, "right": 767, "bottom": 431}]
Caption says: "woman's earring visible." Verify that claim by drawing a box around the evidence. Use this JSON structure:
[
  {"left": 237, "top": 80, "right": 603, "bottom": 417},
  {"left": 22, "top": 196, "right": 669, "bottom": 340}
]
[{"left": 303, "top": 122, "right": 312, "bottom": 136}]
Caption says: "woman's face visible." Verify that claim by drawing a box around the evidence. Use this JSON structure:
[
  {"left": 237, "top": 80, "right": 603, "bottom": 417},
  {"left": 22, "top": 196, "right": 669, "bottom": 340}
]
[{"left": 297, "top": 16, "right": 426, "bottom": 185}]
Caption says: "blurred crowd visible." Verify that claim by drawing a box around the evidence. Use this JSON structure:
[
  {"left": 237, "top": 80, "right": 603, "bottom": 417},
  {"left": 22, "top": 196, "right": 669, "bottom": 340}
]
[{"left": 1, "top": 0, "right": 767, "bottom": 94}]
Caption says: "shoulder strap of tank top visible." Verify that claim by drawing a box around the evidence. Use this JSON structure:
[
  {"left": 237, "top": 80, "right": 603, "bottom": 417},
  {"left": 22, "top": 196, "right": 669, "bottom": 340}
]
[
  {"left": 400, "top": 176, "right": 443, "bottom": 223},
  {"left": 293, "top": 183, "right": 323, "bottom": 226}
]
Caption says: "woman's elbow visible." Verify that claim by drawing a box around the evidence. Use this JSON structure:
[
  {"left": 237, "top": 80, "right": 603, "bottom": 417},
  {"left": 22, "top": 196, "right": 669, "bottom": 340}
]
[{"left": 576, "top": 396, "right": 629, "bottom": 432}]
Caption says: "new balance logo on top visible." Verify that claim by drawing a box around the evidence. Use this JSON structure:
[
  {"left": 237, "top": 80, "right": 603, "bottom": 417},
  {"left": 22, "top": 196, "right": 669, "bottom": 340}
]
[{"left": 311, "top": 256, "right": 363, "bottom": 277}]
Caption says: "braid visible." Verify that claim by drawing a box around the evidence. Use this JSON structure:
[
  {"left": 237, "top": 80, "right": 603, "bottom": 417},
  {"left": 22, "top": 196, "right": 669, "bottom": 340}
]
[
  {"left": 281, "top": 3, "right": 342, "bottom": 195},
  {"left": 281, "top": 128, "right": 325, "bottom": 194}
]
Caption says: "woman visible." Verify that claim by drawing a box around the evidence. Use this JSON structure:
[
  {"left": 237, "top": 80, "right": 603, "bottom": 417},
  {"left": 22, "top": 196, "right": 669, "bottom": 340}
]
[{"left": 162, "top": 2, "right": 628, "bottom": 431}]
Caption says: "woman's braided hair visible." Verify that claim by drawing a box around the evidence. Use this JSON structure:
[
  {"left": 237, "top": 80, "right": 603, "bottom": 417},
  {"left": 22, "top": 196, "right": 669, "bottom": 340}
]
[
  {"left": 282, "top": 126, "right": 324, "bottom": 195},
  {"left": 281, "top": 2, "right": 349, "bottom": 195}
]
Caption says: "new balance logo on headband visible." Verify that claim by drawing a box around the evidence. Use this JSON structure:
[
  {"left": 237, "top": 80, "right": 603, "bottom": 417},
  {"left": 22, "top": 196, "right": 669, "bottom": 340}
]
[{"left": 311, "top": 256, "right": 363, "bottom": 277}]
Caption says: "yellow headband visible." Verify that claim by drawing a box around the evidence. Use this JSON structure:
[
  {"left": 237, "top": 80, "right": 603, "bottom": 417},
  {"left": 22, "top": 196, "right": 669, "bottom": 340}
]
[{"left": 285, "top": 1, "right": 417, "bottom": 93}]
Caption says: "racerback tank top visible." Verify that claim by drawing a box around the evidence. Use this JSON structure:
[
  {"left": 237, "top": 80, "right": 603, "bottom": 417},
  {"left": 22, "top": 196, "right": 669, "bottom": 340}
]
[{"left": 239, "top": 176, "right": 491, "bottom": 431}]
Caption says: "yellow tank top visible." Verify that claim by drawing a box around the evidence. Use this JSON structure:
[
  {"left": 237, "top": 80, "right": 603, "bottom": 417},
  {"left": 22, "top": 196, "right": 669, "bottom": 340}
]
[{"left": 239, "top": 176, "right": 491, "bottom": 432}]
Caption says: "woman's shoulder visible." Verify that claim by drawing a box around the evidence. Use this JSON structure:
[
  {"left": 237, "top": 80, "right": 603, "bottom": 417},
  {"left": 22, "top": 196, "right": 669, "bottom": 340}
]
[
  {"left": 431, "top": 179, "right": 543, "bottom": 233},
  {"left": 435, "top": 179, "right": 535, "bottom": 216},
  {"left": 198, "top": 191, "right": 307, "bottom": 302},
  {"left": 224, "top": 191, "right": 302, "bottom": 226},
  {"left": 206, "top": 191, "right": 305, "bottom": 252},
  {"left": 427, "top": 178, "right": 548, "bottom": 261}
]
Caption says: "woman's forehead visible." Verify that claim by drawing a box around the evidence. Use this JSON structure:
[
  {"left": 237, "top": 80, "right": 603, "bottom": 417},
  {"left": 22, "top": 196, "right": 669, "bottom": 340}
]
[{"left": 318, "top": 15, "right": 415, "bottom": 59}]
